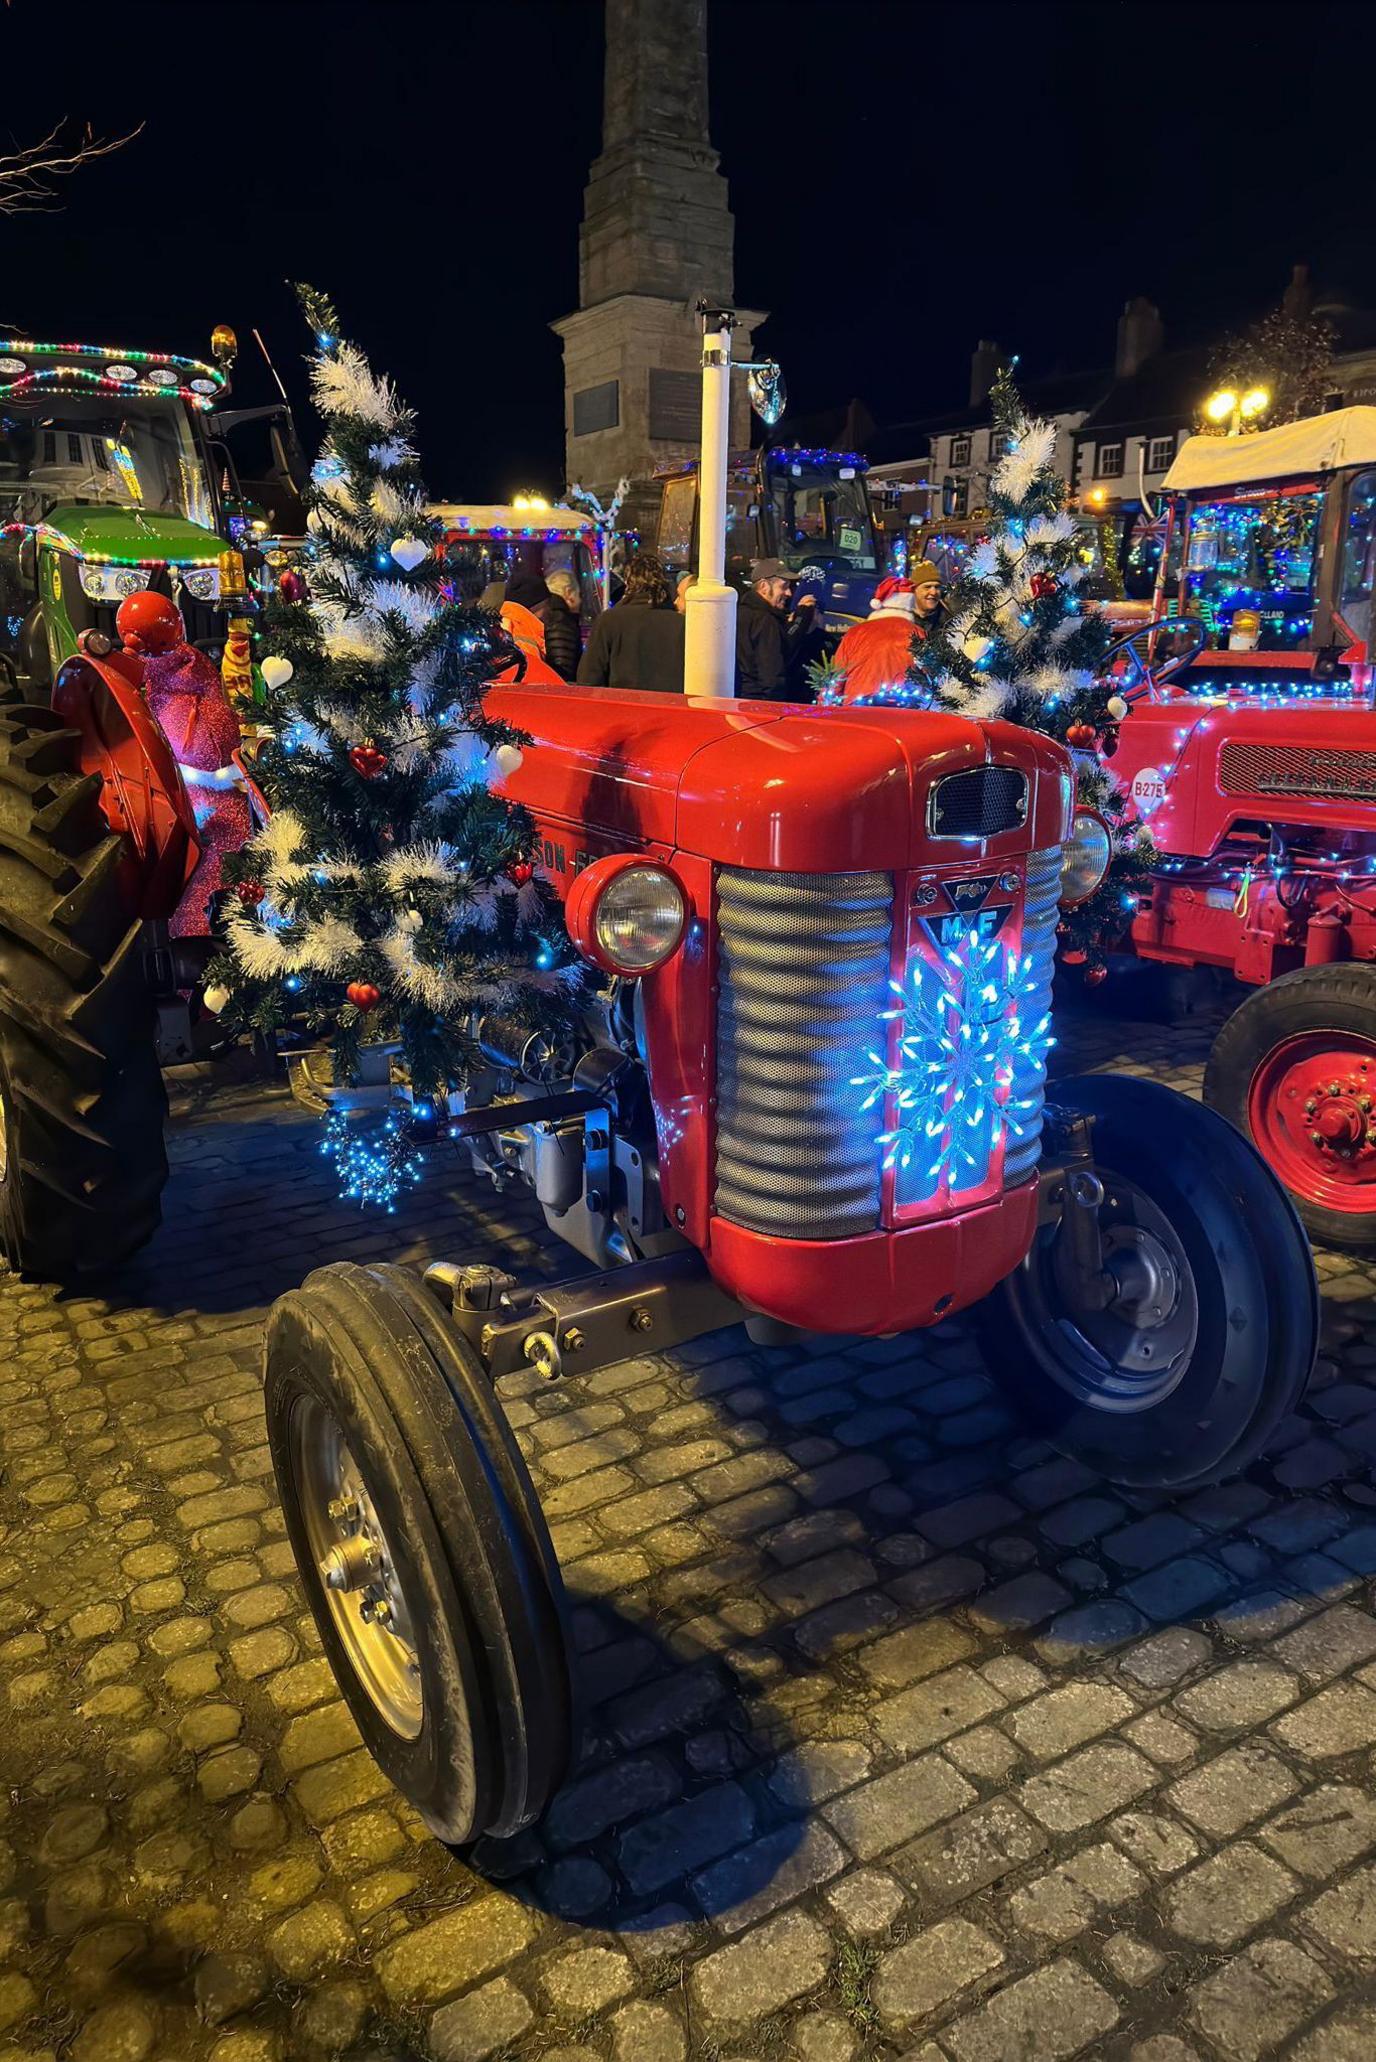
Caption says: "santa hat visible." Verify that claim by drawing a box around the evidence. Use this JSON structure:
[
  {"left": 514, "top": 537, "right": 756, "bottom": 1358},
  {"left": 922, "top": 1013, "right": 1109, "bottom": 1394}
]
[{"left": 869, "top": 576, "right": 916, "bottom": 621}]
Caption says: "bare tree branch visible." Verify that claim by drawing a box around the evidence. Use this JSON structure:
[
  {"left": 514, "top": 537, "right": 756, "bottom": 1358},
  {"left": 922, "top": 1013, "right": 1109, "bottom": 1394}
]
[{"left": 0, "top": 119, "right": 143, "bottom": 215}]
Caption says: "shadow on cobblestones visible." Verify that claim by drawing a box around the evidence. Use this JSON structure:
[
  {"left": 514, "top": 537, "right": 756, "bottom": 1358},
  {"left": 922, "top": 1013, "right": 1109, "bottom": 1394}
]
[{"left": 0, "top": 996, "right": 1373, "bottom": 2060}]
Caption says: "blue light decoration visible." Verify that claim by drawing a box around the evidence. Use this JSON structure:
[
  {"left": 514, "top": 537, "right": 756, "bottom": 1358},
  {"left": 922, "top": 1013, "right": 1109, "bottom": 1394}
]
[
  {"left": 854, "top": 921, "right": 1054, "bottom": 1205},
  {"left": 319, "top": 1108, "right": 425, "bottom": 1212}
]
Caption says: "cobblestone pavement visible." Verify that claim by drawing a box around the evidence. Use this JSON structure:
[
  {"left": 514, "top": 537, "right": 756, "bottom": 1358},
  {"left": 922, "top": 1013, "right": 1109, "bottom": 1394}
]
[{"left": 2, "top": 992, "right": 1375, "bottom": 2062}]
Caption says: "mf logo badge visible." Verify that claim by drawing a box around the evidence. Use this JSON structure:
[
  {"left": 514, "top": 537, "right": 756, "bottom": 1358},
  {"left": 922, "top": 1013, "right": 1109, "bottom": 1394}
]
[{"left": 915, "top": 872, "right": 1016, "bottom": 951}]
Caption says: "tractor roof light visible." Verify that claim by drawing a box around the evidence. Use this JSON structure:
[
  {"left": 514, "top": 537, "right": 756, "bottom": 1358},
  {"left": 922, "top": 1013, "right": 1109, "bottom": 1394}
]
[
  {"left": 1205, "top": 388, "right": 1238, "bottom": 424},
  {"left": 1240, "top": 385, "right": 1271, "bottom": 420},
  {"left": 1060, "top": 806, "right": 1113, "bottom": 909},
  {"left": 565, "top": 854, "right": 688, "bottom": 976}
]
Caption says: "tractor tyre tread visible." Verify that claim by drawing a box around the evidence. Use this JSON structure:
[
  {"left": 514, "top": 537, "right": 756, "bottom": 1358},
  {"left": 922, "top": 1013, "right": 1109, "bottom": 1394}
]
[{"left": 0, "top": 703, "right": 166, "bottom": 1281}]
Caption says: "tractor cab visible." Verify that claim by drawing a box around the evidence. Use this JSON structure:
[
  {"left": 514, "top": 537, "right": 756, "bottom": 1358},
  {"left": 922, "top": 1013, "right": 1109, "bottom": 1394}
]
[
  {"left": 655, "top": 445, "right": 881, "bottom": 632},
  {"left": 0, "top": 332, "right": 248, "bottom": 692},
  {"left": 429, "top": 501, "right": 610, "bottom": 630},
  {"left": 1143, "top": 406, "right": 1376, "bottom": 700}
]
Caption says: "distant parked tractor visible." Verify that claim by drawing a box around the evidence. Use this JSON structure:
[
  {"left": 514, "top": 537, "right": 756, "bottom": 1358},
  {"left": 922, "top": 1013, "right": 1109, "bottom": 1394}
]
[
  {"left": 1104, "top": 407, "right": 1376, "bottom": 1246},
  {"left": 0, "top": 331, "right": 272, "bottom": 1279},
  {"left": 654, "top": 444, "right": 882, "bottom": 632}
]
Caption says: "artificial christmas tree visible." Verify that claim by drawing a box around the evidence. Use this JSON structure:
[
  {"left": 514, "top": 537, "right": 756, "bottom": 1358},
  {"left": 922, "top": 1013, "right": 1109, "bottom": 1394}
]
[
  {"left": 209, "top": 288, "right": 571, "bottom": 1152},
  {"left": 849, "top": 366, "right": 1155, "bottom": 971}
]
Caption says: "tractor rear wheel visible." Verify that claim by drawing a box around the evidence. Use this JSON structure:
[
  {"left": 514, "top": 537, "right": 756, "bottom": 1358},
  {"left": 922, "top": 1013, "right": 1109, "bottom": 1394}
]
[
  {"left": 0, "top": 702, "right": 166, "bottom": 1280},
  {"left": 1205, "top": 963, "right": 1376, "bottom": 1249},
  {"left": 975, "top": 1075, "right": 1316, "bottom": 1489},
  {"left": 264, "top": 1262, "right": 575, "bottom": 1845}
]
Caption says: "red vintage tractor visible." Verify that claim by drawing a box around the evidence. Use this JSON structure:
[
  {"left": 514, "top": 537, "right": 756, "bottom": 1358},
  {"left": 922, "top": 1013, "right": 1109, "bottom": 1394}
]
[
  {"left": 262, "top": 680, "right": 1320, "bottom": 1846},
  {"left": 1103, "top": 406, "right": 1376, "bottom": 1247}
]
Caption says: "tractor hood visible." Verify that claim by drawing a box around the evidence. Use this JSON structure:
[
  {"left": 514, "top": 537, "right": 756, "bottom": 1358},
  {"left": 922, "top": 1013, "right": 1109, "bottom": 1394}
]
[
  {"left": 41, "top": 502, "right": 222, "bottom": 565},
  {"left": 487, "top": 683, "right": 1069, "bottom": 871}
]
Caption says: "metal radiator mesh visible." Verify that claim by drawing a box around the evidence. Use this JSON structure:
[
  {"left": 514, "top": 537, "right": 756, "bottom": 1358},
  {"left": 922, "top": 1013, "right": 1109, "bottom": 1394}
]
[
  {"left": 1002, "top": 844, "right": 1061, "bottom": 1189},
  {"left": 714, "top": 868, "right": 894, "bottom": 1239}
]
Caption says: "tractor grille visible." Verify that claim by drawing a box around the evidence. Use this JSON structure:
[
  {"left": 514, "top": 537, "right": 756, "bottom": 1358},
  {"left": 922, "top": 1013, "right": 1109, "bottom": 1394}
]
[
  {"left": 1219, "top": 740, "right": 1376, "bottom": 803},
  {"left": 714, "top": 869, "right": 894, "bottom": 1239},
  {"left": 1002, "top": 844, "right": 1061, "bottom": 1190},
  {"left": 929, "top": 764, "right": 1028, "bottom": 839}
]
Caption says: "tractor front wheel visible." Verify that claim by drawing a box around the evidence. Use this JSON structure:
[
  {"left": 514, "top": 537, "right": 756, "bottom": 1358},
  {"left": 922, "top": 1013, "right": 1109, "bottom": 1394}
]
[
  {"left": 264, "top": 1262, "right": 575, "bottom": 1845},
  {"left": 976, "top": 1074, "right": 1316, "bottom": 1490},
  {"left": 1205, "top": 963, "right": 1376, "bottom": 1249},
  {"left": 0, "top": 702, "right": 167, "bottom": 1279}
]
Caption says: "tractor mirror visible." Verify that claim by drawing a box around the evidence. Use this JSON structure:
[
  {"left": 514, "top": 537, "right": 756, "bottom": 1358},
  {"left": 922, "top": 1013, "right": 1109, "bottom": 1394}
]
[{"left": 748, "top": 362, "right": 786, "bottom": 427}]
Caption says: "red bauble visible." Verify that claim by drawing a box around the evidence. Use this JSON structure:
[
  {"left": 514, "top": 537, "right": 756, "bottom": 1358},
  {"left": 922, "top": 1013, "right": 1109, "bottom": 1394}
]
[
  {"left": 1083, "top": 963, "right": 1109, "bottom": 987},
  {"left": 1061, "top": 947, "right": 1088, "bottom": 965},
  {"left": 346, "top": 982, "right": 382, "bottom": 1012},
  {"left": 1065, "top": 723, "right": 1097, "bottom": 747},
  {"left": 509, "top": 860, "right": 535, "bottom": 886},
  {"left": 1029, "top": 572, "right": 1058, "bottom": 601},
  {"left": 278, "top": 569, "right": 309, "bottom": 603},
  {"left": 348, "top": 744, "right": 389, "bottom": 780},
  {"left": 235, "top": 879, "right": 265, "bottom": 905},
  {"left": 117, "top": 590, "right": 184, "bottom": 655}
]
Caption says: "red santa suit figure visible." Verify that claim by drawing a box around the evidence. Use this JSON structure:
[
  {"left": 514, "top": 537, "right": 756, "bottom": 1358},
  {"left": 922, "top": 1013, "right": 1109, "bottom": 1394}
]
[
  {"left": 116, "top": 592, "right": 252, "bottom": 937},
  {"left": 832, "top": 575, "right": 921, "bottom": 704}
]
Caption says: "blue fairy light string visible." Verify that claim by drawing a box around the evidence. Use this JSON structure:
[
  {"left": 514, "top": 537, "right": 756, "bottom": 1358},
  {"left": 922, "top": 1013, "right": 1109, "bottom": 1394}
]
[{"left": 320, "top": 1108, "right": 424, "bottom": 1212}]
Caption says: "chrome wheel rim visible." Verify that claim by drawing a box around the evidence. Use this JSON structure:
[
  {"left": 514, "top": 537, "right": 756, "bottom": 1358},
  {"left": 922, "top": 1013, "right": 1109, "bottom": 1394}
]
[
  {"left": 289, "top": 1394, "right": 423, "bottom": 1739},
  {"left": 1015, "top": 1172, "right": 1199, "bottom": 1413}
]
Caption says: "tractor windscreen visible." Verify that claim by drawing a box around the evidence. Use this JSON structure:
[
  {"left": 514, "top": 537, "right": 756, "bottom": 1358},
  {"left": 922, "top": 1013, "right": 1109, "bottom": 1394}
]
[
  {"left": 1171, "top": 487, "right": 1322, "bottom": 651},
  {"left": 0, "top": 395, "right": 212, "bottom": 527},
  {"left": 767, "top": 461, "right": 878, "bottom": 573}
]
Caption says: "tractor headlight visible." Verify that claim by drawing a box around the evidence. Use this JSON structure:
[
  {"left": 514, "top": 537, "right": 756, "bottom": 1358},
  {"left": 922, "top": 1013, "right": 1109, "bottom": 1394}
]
[
  {"left": 566, "top": 855, "right": 689, "bottom": 975},
  {"left": 78, "top": 564, "right": 151, "bottom": 604},
  {"left": 1060, "top": 807, "right": 1112, "bottom": 908},
  {"left": 178, "top": 565, "right": 221, "bottom": 602}
]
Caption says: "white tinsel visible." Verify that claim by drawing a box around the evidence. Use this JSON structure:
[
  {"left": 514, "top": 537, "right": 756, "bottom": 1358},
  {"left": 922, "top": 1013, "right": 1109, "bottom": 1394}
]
[
  {"left": 368, "top": 436, "right": 414, "bottom": 468},
  {"left": 295, "top": 915, "right": 365, "bottom": 970},
  {"left": 379, "top": 925, "right": 459, "bottom": 1009},
  {"left": 313, "top": 341, "right": 399, "bottom": 430},
  {"left": 968, "top": 541, "right": 1000, "bottom": 582},
  {"left": 993, "top": 419, "right": 1056, "bottom": 503},
  {"left": 225, "top": 903, "right": 293, "bottom": 978},
  {"left": 380, "top": 843, "right": 464, "bottom": 892},
  {"left": 960, "top": 676, "right": 1013, "bottom": 722},
  {"left": 366, "top": 579, "right": 440, "bottom": 636},
  {"left": 1024, "top": 664, "right": 1093, "bottom": 701},
  {"left": 1026, "top": 512, "right": 1075, "bottom": 547}
]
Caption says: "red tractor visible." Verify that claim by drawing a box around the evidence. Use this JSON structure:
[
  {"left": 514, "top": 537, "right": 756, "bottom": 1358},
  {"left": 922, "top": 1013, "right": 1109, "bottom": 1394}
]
[
  {"left": 262, "top": 681, "right": 1319, "bottom": 1846},
  {"left": 1104, "top": 406, "right": 1376, "bottom": 1247}
]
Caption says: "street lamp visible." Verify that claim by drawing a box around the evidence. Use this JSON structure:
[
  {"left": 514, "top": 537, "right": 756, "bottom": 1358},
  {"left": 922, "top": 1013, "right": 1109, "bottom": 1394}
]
[
  {"left": 684, "top": 305, "right": 785, "bottom": 698},
  {"left": 1204, "top": 385, "right": 1270, "bottom": 436}
]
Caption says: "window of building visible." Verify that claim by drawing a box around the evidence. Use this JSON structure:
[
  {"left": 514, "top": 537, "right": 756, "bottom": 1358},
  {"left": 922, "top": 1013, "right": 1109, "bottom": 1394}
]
[
  {"left": 950, "top": 434, "right": 972, "bottom": 468},
  {"left": 67, "top": 433, "right": 84, "bottom": 466},
  {"left": 92, "top": 439, "right": 109, "bottom": 471},
  {"left": 950, "top": 478, "right": 969, "bottom": 518},
  {"left": 990, "top": 431, "right": 1012, "bottom": 461},
  {"left": 1147, "top": 435, "right": 1174, "bottom": 474},
  {"left": 1097, "top": 442, "right": 1124, "bottom": 479},
  {"left": 572, "top": 381, "right": 619, "bottom": 437}
]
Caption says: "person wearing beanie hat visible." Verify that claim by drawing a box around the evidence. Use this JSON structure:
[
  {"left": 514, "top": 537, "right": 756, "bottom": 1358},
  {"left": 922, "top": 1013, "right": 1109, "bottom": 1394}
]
[
  {"left": 831, "top": 571, "right": 935, "bottom": 705},
  {"left": 910, "top": 560, "right": 945, "bottom": 639}
]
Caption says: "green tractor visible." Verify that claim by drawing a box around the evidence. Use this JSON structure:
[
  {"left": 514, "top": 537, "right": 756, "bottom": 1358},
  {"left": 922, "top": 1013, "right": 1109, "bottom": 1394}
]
[{"left": 0, "top": 328, "right": 284, "bottom": 1280}]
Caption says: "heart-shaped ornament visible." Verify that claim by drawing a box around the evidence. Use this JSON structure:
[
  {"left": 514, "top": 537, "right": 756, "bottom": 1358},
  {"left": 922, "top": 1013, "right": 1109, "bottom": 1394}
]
[
  {"left": 349, "top": 745, "right": 389, "bottom": 780},
  {"left": 202, "top": 983, "right": 231, "bottom": 1016},
  {"left": 390, "top": 535, "right": 428, "bottom": 572},
  {"left": 260, "top": 656, "right": 294, "bottom": 691},
  {"left": 492, "top": 743, "right": 524, "bottom": 779},
  {"left": 346, "top": 981, "right": 382, "bottom": 1012}
]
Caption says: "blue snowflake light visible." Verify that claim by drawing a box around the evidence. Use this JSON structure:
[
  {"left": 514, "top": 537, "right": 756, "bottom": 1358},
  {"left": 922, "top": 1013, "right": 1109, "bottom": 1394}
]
[
  {"left": 320, "top": 1109, "right": 424, "bottom": 1212},
  {"left": 854, "top": 920, "right": 1054, "bottom": 1203}
]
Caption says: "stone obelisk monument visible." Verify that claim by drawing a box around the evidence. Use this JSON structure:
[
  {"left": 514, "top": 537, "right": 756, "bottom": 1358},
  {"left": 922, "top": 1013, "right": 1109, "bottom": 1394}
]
[{"left": 553, "top": 0, "right": 765, "bottom": 515}]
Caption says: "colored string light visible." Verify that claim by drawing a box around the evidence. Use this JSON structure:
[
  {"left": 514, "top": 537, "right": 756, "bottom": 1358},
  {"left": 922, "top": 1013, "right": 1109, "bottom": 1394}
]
[{"left": 319, "top": 1108, "right": 424, "bottom": 1213}]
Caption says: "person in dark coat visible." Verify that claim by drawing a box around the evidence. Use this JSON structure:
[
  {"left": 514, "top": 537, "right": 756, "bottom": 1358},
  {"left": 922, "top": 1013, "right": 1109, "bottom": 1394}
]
[
  {"left": 541, "top": 569, "right": 584, "bottom": 681},
  {"left": 735, "top": 557, "right": 819, "bottom": 699},
  {"left": 576, "top": 553, "right": 685, "bottom": 692}
]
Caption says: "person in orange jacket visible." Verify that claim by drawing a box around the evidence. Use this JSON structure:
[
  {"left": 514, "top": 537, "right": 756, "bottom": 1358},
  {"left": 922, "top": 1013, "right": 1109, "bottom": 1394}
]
[{"left": 832, "top": 573, "right": 926, "bottom": 704}]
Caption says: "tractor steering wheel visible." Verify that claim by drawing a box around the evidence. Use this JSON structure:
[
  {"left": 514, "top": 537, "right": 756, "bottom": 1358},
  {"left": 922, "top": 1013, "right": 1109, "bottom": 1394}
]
[{"left": 1102, "top": 615, "right": 1207, "bottom": 705}]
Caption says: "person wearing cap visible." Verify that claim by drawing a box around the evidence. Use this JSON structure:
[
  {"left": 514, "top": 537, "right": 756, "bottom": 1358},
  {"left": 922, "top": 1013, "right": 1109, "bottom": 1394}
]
[
  {"left": 735, "top": 557, "right": 818, "bottom": 700},
  {"left": 831, "top": 575, "right": 923, "bottom": 705},
  {"left": 911, "top": 559, "right": 946, "bottom": 640}
]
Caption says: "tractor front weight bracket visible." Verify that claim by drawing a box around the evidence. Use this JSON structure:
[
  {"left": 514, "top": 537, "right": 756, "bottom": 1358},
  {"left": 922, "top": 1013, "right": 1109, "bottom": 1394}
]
[
  {"left": 423, "top": 1248, "right": 745, "bottom": 1384},
  {"left": 1039, "top": 1103, "right": 1115, "bottom": 1313}
]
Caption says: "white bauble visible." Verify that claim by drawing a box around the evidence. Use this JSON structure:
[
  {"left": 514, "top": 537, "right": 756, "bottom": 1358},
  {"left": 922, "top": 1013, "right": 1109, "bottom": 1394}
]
[
  {"left": 1106, "top": 694, "right": 1128, "bottom": 722},
  {"left": 390, "top": 535, "right": 428, "bottom": 572},
  {"left": 202, "top": 983, "right": 231, "bottom": 1016},
  {"left": 260, "top": 656, "right": 294, "bottom": 692},
  {"left": 399, "top": 907, "right": 422, "bottom": 932},
  {"left": 962, "top": 635, "right": 994, "bottom": 664},
  {"left": 492, "top": 743, "right": 524, "bottom": 778}
]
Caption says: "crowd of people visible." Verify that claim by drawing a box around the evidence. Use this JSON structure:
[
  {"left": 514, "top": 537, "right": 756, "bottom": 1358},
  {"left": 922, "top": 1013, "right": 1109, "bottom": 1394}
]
[{"left": 476, "top": 549, "right": 946, "bottom": 702}]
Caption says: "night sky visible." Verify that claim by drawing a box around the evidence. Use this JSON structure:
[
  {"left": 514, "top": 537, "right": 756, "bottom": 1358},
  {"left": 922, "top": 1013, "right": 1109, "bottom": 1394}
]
[{"left": 3, "top": 0, "right": 1372, "bottom": 496}]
